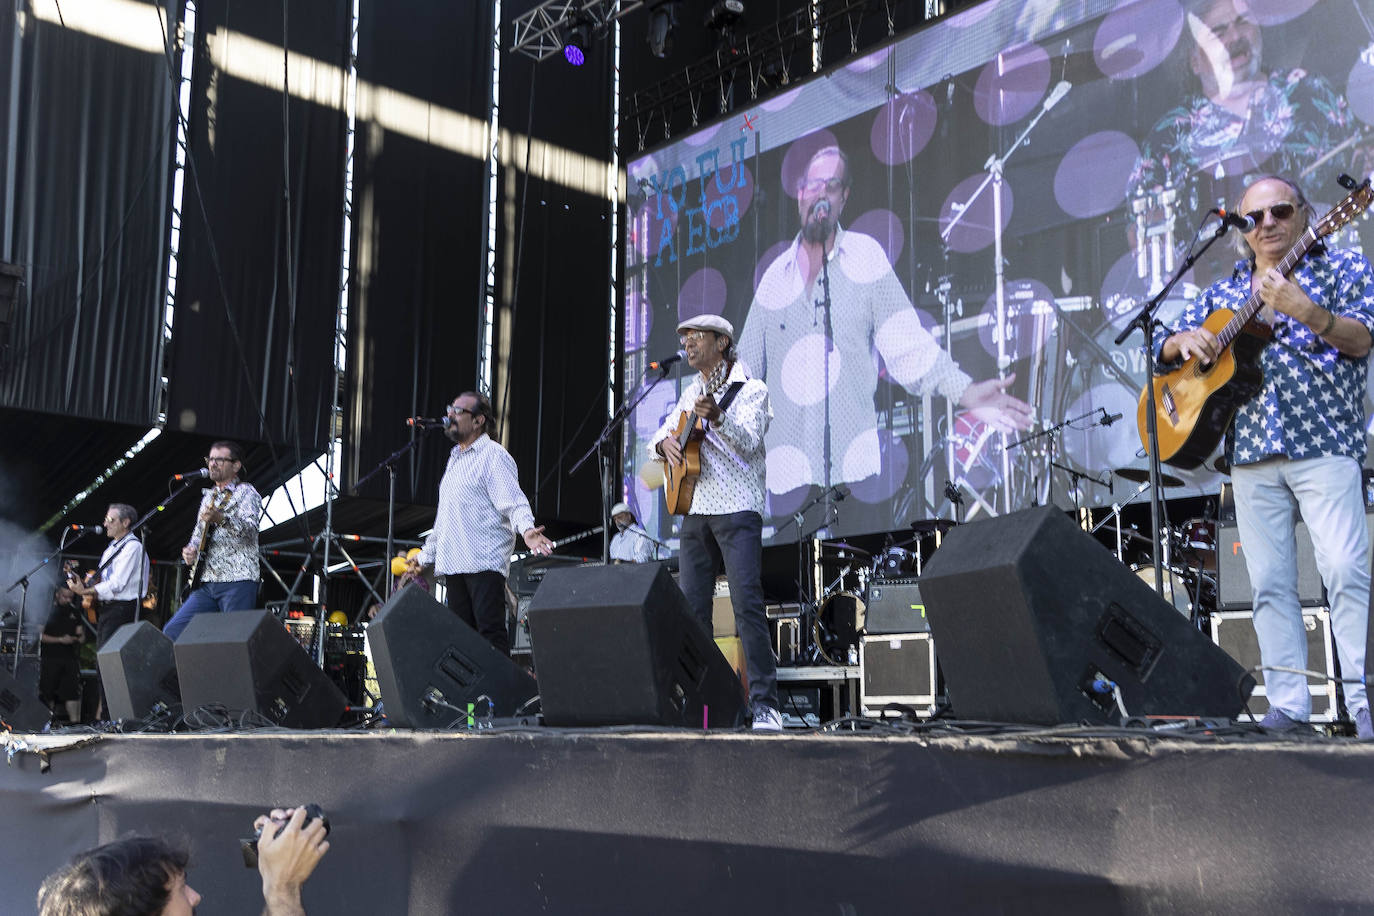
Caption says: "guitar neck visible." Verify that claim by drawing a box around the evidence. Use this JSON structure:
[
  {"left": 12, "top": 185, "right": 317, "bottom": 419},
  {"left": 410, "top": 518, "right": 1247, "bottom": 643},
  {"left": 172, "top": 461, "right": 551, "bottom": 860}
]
[{"left": 1215, "top": 227, "right": 1318, "bottom": 348}]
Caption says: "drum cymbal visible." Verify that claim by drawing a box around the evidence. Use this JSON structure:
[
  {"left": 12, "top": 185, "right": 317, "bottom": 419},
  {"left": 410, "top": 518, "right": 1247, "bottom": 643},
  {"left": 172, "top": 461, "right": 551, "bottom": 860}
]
[
  {"left": 1113, "top": 467, "right": 1185, "bottom": 488},
  {"left": 820, "top": 541, "right": 871, "bottom": 559},
  {"left": 909, "top": 518, "right": 956, "bottom": 535}
]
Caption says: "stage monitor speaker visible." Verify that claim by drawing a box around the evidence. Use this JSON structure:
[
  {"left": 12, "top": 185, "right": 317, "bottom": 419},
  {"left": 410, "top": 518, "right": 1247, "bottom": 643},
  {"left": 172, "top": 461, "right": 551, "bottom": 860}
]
[
  {"left": 97, "top": 622, "right": 181, "bottom": 721},
  {"left": 174, "top": 610, "right": 346, "bottom": 729},
  {"left": 920, "top": 506, "right": 1254, "bottom": 726},
  {"left": 368, "top": 584, "right": 538, "bottom": 727},
  {"left": 865, "top": 578, "right": 928, "bottom": 634},
  {"left": 527, "top": 563, "right": 747, "bottom": 728},
  {"left": 0, "top": 663, "right": 48, "bottom": 732}
]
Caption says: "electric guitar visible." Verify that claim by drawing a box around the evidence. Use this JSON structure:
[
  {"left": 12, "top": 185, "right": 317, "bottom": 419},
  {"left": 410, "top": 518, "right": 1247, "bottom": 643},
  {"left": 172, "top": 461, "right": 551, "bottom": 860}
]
[
  {"left": 187, "top": 487, "right": 234, "bottom": 591},
  {"left": 1137, "top": 179, "right": 1374, "bottom": 468}
]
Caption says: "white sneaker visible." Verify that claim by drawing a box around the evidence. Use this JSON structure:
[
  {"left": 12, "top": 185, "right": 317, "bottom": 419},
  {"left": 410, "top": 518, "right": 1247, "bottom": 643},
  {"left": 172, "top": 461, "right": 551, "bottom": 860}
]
[{"left": 751, "top": 704, "right": 783, "bottom": 732}]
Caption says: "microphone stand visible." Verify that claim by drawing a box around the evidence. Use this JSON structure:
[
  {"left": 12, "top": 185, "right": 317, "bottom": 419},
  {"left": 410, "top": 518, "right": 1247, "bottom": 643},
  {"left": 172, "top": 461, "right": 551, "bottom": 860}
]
[
  {"left": 774, "top": 484, "right": 847, "bottom": 664},
  {"left": 1113, "top": 218, "right": 1233, "bottom": 593},
  {"left": 815, "top": 222, "right": 836, "bottom": 536},
  {"left": 1005, "top": 407, "right": 1117, "bottom": 508},
  {"left": 3, "top": 531, "right": 95, "bottom": 674},
  {"left": 353, "top": 434, "right": 428, "bottom": 599},
  {"left": 943, "top": 81, "right": 1071, "bottom": 512},
  {"left": 572, "top": 359, "right": 678, "bottom": 564}
]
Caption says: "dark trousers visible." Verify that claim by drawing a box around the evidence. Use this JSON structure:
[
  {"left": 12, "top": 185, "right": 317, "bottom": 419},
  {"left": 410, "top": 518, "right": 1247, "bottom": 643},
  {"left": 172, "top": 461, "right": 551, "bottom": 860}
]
[
  {"left": 444, "top": 571, "right": 510, "bottom": 656},
  {"left": 677, "top": 511, "right": 778, "bottom": 711},
  {"left": 96, "top": 600, "right": 138, "bottom": 650},
  {"left": 95, "top": 599, "right": 138, "bottom": 717}
]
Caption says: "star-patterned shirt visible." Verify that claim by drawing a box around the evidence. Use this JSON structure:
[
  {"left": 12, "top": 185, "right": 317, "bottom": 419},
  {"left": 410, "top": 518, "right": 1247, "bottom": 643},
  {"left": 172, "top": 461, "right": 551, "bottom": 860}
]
[
  {"left": 649, "top": 359, "right": 771, "bottom": 517},
  {"left": 1153, "top": 248, "right": 1374, "bottom": 467},
  {"left": 417, "top": 434, "right": 536, "bottom": 578},
  {"left": 187, "top": 479, "right": 262, "bottom": 584},
  {"left": 737, "top": 226, "right": 971, "bottom": 490}
]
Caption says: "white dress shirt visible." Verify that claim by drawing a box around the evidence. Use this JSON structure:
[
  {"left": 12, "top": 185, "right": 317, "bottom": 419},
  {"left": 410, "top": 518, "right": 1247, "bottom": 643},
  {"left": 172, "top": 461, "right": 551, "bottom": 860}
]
[
  {"left": 93, "top": 534, "right": 149, "bottom": 602},
  {"left": 418, "top": 434, "right": 536, "bottom": 577},
  {"left": 649, "top": 359, "right": 771, "bottom": 516},
  {"left": 609, "top": 525, "right": 656, "bottom": 563}
]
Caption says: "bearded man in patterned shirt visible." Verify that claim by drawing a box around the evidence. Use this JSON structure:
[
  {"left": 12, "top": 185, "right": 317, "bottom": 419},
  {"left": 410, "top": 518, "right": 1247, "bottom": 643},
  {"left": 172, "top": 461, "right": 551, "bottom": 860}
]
[
  {"left": 1157, "top": 175, "right": 1374, "bottom": 738},
  {"left": 651, "top": 314, "right": 781, "bottom": 731},
  {"left": 164, "top": 441, "right": 262, "bottom": 642}
]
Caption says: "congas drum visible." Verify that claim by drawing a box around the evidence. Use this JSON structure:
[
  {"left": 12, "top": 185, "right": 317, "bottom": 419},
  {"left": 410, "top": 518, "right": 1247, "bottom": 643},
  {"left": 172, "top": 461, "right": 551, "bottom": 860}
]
[
  {"left": 813, "top": 591, "right": 865, "bottom": 666},
  {"left": 1131, "top": 563, "right": 1192, "bottom": 614}
]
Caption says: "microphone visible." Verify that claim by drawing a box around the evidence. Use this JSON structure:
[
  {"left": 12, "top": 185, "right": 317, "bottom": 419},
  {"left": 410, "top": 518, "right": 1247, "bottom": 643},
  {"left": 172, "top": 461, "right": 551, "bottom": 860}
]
[
  {"left": 171, "top": 468, "right": 210, "bottom": 481},
  {"left": 68, "top": 524, "right": 104, "bottom": 534},
  {"left": 649, "top": 350, "right": 687, "bottom": 370},
  {"left": 1042, "top": 80, "right": 1071, "bottom": 111},
  {"left": 1213, "top": 208, "right": 1256, "bottom": 233},
  {"left": 1100, "top": 408, "right": 1123, "bottom": 427},
  {"left": 407, "top": 416, "right": 451, "bottom": 430}
]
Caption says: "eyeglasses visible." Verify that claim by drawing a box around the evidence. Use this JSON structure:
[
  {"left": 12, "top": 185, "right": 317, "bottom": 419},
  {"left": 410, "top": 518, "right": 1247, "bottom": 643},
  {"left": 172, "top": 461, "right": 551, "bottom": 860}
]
[
  {"left": 205, "top": 456, "right": 238, "bottom": 464},
  {"left": 678, "top": 329, "right": 711, "bottom": 345},
  {"left": 1244, "top": 202, "right": 1297, "bottom": 225},
  {"left": 797, "top": 177, "right": 846, "bottom": 195},
  {"left": 447, "top": 405, "right": 478, "bottom": 417}
]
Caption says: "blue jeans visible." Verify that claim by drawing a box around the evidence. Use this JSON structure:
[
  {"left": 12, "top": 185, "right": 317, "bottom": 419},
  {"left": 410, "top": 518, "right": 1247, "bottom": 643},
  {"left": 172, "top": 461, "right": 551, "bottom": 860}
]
[
  {"left": 1232, "top": 456, "right": 1369, "bottom": 719},
  {"left": 678, "top": 511, "right": 778, "bottom": 711},
  {"left": 163, "top": 579, "right": 260, "bottom": 642}
]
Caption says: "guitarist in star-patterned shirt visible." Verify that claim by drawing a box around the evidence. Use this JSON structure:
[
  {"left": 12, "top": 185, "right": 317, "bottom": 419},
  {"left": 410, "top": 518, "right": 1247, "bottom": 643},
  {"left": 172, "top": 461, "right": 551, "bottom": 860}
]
[{"left": 1156, "top": 174, "right": 1374, "bottom": 739}]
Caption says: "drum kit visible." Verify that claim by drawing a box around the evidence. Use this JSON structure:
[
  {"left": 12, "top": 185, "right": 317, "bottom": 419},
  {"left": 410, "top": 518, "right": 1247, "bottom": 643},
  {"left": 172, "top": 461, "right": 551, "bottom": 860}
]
[{"left": 809, "top": 519, "right": 954, "bottom": 666}]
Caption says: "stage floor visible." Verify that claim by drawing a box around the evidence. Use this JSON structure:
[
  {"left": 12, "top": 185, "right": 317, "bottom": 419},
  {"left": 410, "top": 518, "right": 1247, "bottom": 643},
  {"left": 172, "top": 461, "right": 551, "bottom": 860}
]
[{"left": 3, "top": 722, "right": 1372, "bottom": 914}]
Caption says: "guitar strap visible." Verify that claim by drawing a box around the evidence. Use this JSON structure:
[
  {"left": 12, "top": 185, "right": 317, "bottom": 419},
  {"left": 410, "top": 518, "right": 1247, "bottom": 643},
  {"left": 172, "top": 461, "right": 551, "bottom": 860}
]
[{"left": 715, "top": 381, "right": 745, "bottom": 415}]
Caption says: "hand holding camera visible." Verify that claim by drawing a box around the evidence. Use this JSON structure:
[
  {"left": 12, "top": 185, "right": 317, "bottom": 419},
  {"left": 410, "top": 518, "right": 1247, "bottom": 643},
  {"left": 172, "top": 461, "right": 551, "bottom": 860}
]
[{"left": 241, "top": 804, "right": 331, "bottom": 916}]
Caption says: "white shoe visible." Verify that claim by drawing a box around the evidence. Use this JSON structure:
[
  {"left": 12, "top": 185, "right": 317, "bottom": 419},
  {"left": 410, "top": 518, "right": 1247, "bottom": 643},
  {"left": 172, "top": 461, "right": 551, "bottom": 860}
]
[{"left": 751, "top": 705, "right": 783, "bottom": 732}]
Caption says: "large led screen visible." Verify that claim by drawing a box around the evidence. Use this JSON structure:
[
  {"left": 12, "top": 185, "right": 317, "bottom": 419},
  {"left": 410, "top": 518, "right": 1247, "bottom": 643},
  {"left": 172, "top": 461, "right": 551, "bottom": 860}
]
[{"left": 623, "top": 0, "right": 1374, "bottom": 545}]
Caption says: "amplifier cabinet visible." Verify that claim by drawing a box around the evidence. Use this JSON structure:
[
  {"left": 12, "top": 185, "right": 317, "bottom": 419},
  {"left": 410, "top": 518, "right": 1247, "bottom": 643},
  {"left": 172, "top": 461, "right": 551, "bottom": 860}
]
[
  {"left": 860, "top": 632, "right": 936, "bottom": 717},
  {"left": 1210, "top": 608, "right": 1336, "bottom": 722},
  {"left": 865, "top": 578, "right": 928, "bottom": 634},
  {"left": 1217, "top": 521, "right": 1324, "bottom": 609}
]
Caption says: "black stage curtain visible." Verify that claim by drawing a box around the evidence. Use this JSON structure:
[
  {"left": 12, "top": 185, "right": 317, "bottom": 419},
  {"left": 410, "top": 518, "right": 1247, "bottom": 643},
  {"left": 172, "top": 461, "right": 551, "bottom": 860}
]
[
  {"left": 0, "top": 2, "right": 175, "bottom": 424},
  {"left": 344, "top": 0, "right": 493, "bottom": 504},
  {"left": 497, "top": 18, "right": 614, "bottom": 528},
  {"left": 168, "top": 0, "right": 348, "bottom": 451}
]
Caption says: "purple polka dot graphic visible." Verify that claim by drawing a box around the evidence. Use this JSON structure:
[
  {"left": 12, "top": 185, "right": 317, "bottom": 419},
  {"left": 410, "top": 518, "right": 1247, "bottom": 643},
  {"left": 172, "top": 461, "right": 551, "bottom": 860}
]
[
  {"left": 939, "top": 172, "right": 1013, "bottom": 253},
  {"left": 677, "top": 268, "right": 728, "bottom": 325},
  {"left": 973, "top": 43, "right": 1050, "bottom": 126},
  {"left": 1054, "top": 130, "right": 1140, "bottom": 218},
  {"left": 871, "top": 92, "right": 937, "bottom": 166},
  {"left": 1093, "top": 0, "right": 1184, "bottom": 81}
]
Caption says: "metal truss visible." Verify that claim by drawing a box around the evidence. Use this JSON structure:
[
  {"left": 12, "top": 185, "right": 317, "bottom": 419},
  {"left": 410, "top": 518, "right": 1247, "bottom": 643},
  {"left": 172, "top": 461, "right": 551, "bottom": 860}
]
[
  {"left": 510, "top": 0, "right": 647, "bottom": 61},
  {"left": 622, "top": 0, "right": 875, "bottom": 151}
]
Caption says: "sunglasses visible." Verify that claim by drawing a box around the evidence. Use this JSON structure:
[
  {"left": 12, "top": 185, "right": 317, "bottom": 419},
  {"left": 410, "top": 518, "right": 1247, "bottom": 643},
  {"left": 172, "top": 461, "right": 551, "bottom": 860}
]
[{"left": 1244, "top": 202, "right": 1297, "bottom": 225}]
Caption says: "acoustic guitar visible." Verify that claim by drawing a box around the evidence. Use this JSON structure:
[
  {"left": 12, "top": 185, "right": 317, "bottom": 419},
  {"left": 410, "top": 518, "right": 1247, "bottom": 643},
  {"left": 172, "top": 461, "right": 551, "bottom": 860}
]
[
  {"left": 663, "top": 410, "right": 706, "bottom": 515},
  {"left": 1137, "top": 179, "right": 1374, "bottom": 469}
]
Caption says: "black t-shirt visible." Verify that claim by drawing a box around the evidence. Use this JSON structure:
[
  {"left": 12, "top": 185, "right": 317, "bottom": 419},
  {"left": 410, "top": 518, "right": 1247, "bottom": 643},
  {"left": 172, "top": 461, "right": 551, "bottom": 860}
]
[{"left": 43, "top": 602, "right": 86, "bottom": 660}]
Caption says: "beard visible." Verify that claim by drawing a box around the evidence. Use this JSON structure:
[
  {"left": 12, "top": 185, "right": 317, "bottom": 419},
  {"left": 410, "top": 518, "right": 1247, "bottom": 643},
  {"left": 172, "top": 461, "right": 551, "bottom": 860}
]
[{"left": 802, "top": 214, "right": 832, "bottom": 243}]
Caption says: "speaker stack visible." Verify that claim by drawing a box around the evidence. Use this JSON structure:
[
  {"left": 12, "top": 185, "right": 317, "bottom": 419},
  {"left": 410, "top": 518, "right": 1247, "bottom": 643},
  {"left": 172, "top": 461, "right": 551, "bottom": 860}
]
[
  {"left": 920, "top": 506, "right": 1254, "bottom": 725},
  {"left": 527, "top": 563, "right": 746, "bottom": 728}
]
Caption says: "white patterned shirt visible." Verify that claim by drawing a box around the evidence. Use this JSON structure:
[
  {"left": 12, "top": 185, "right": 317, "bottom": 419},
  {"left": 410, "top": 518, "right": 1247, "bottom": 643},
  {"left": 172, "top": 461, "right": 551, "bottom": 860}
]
[
  {"left": 187, "top": 479, "right": 262, "bottom": 584},
  {"left": 417, "top": 434, "right": 536, "bottom": 577},
  {"left": 93, "top": 534, "right": 149, "bottom": 602},
  {"left": 609, "top": 525, "right": 655, "bottom": 563},
  {"left": 737, "top": 227, "right": 971, "bottom": 489},
  {"left": 649, "top": 360, "right": 770, "bottom": 516}
]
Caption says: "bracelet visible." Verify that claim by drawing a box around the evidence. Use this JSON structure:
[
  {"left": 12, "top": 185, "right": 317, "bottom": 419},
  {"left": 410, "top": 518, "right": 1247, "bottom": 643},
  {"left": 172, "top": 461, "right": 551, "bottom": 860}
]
[{"left": 1318, "top": 310, "right": 1339, "bottom": 336}]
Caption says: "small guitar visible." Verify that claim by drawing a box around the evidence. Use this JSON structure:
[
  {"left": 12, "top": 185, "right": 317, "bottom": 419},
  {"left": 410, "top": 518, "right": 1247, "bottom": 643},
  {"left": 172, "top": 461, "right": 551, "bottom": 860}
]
[
  {"left": 187, "top": 487, "right": 234, "bottom": 591},
  {"left": 663, "top": 410, "right": 706, "bottom": 515},
  {"left": 1137, "top": 179, "right": 1374, "bottom": 468},
  {"left": 63, "top": 559, "right": 99, "bottom": 625}
]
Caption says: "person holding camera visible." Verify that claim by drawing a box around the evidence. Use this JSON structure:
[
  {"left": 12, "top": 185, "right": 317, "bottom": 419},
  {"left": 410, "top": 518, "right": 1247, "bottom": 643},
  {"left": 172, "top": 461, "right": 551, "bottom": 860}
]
[{"left": 36, "top": 805, "right": 330, "bottom": 916}]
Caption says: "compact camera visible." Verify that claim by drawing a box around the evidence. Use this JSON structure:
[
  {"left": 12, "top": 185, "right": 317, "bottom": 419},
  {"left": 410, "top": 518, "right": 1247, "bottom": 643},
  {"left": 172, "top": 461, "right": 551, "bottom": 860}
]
[{"left": 240, "top": 803, "right": 329, "bottom": 868}]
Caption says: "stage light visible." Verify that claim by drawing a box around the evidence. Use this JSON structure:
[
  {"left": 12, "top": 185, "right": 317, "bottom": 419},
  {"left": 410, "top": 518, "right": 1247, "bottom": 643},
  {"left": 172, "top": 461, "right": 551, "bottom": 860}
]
[
  {"left": 647, "top": 1, "right": 678, "bottom": 59},
  {"left": 704, "top": 0, "right": 744, "bottom": 31},
  {"left": 563, "top": 15, "right": 593, "bottom": 66}
]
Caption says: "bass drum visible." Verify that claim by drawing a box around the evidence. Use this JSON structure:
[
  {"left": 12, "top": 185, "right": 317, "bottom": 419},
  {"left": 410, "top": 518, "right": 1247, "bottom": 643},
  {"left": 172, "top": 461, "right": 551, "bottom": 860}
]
[
  {"left": 1131, "top": 563, "right": 1193, "bottom": 615},
  {"left": 813, "top": 591, "right": 865, "bottom": 667}
]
